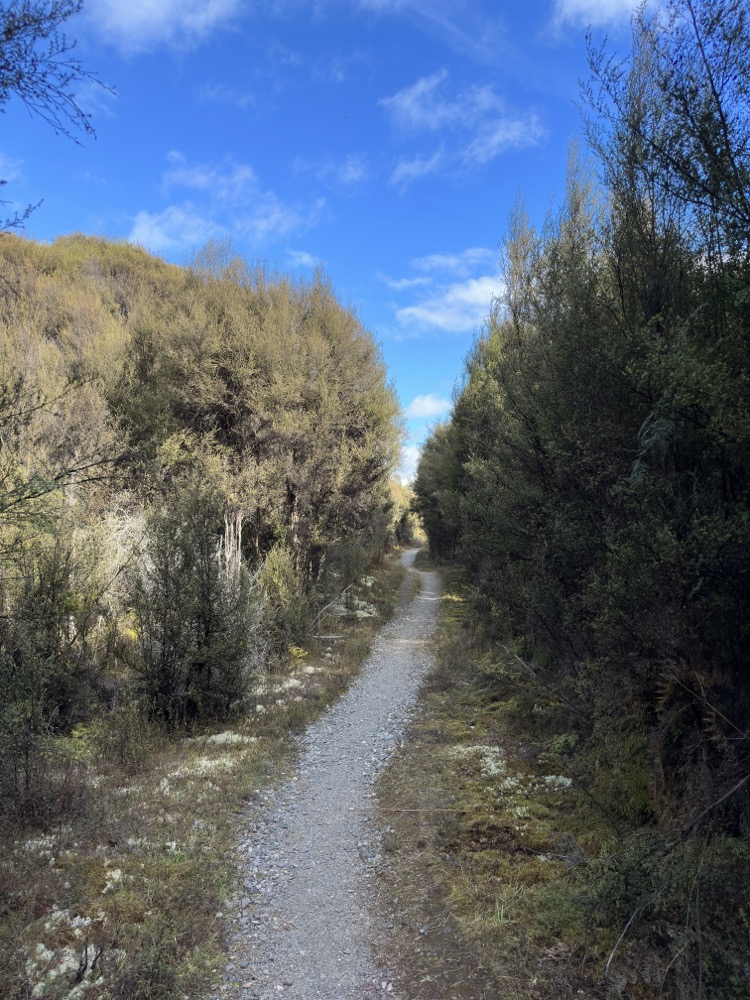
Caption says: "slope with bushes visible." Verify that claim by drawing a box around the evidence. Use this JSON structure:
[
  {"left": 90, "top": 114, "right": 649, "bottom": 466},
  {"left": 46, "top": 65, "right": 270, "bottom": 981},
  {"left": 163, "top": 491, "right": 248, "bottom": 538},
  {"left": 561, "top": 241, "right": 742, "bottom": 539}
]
[{"left": 0, "top": 231, "right": 402, "bottom": 813}]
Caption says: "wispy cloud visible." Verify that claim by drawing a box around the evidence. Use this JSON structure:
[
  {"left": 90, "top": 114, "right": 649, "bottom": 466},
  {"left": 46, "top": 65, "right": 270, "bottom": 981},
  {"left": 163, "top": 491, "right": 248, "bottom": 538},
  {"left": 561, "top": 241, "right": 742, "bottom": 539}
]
[
  {"left": 553, "top": 0, "right": 639, "bottom": 27},
  {"left": 293, "top": 152, "right": 371, "bottom": 187},
  {"left": 404, "top": 394, "right": 452, "bottom": 419},
  {"left": 382, "top": 246, "right": 502, "bottom": 335},
  {"left": 130, "top": 204, "right": 223, "bottom": 253},
  {"left": 397, "top": 276, "right": 501, "bottom": 332},
  {"left": 163, "top": 151, "right": 257, "bottom": 202},
  {"left": 381, "top": 70, "right": 543, "bottom": 187},
  {"left": 286, "top": 249, "right": 321, "bottom": 269},
  {"left": 389, "top": 149, "right": 445, "bottom": 187},
  {"left": 86, "top": 0, "right": 242, "bottom": 53},
  {"left": 379, "top": 273, "right": 432, "bottom": 291},
  {"left": 355, "top": 0, "right": 506, "bottom": 64},
  {"left": 0, "top": 153, "right": 25, "bottom": 186},
  {"left": 197, "top": 81, "right": 256, "bottom": 110},
  {"left": 311, "top": 49, "right": 369, "bottom": 85},
  {"left": 412, "top": 247, "right": 496, "bottom": 277},
  {"left": 129, "top": 152, "right": 324, "bottom": 255}
]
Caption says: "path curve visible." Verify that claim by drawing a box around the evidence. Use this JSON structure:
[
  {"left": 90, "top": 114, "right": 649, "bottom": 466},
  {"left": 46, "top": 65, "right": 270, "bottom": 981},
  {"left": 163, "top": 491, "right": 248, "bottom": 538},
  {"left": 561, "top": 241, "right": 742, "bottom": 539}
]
[{"left": 218, "top": 549, "right": 440, "bottom": 1000}]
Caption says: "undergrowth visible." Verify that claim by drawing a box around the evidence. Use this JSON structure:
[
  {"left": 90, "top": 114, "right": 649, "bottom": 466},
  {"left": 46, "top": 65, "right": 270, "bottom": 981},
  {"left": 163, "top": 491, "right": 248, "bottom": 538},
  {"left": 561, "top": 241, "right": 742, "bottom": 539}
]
[
  {"left": 0, "top": 554, "right": 406, "bottom": 1000},
  {"left": 377, "top": 561, "right": 750, "bottom": 1000}
]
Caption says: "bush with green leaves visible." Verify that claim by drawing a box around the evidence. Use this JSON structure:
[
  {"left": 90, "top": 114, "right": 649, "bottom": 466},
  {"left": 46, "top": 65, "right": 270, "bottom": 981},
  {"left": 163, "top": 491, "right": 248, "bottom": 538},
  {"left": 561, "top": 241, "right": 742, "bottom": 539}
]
[
  {"left": 256, "top": 542, "right": 310, "bottom": 655},
  {"left": 129, "top": 475, "right": 261, "bottom": 727},
  {"left": 0, "top": 526, "right": 100, "bottom": 822}
]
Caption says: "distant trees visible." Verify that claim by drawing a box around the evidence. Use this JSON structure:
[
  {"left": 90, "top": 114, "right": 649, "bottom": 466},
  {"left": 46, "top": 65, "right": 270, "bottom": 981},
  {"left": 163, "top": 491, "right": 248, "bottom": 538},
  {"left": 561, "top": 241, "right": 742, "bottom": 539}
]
[{"left": 413, "top": 2, "right": 750, "bottom": 994}]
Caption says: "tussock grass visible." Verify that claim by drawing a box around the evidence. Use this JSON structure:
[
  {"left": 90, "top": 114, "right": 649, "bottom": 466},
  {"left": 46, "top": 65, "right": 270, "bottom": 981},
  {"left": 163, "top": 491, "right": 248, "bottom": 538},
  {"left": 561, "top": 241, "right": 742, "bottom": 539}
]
[{"left": 0, "top": 555, "right": 405, "bottom": 1000}]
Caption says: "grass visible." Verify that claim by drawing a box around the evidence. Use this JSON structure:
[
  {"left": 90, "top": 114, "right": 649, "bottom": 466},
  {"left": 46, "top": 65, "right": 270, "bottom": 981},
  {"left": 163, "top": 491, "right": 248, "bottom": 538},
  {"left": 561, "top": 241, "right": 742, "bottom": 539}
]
[
  {"left": 0, "top": 552, "right": 406, "bottom": 1000},
  {"left": 375, "top": 561, "right": 614, "bottom": 1000},
  {"left": 377, "top": 557, "right": 750, "bottom": 1000}
]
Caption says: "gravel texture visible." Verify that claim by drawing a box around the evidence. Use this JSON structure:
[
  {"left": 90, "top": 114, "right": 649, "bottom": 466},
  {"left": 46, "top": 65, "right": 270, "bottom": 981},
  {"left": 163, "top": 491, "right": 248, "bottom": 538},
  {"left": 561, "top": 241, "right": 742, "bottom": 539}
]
[{"left": 214, "top": 549, "right": 440, "bottom": 1000}]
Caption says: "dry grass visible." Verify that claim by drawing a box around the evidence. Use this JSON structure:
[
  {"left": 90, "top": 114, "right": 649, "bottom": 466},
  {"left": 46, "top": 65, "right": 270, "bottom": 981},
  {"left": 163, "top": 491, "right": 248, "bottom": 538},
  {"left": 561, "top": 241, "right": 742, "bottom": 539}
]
[
  {"left": 376, "top": 565, "right": 611, "bottom": 1000},
  {"left": 0, "top": 554, "right": 406, "bottom": 1000}
]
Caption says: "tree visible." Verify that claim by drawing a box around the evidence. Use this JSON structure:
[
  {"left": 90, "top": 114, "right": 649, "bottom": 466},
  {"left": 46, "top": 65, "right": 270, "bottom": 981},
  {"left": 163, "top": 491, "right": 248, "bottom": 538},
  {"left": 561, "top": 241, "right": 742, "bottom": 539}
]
[{"left": 0, "top": 0, "right": 109, "bottom": 229}]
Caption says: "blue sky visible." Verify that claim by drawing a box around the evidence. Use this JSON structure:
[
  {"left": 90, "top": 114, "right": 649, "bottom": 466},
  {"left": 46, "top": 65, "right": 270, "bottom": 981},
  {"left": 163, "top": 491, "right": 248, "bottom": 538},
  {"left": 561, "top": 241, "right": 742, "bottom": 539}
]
[{"left": 1, "top": 0, "right": 640, "bottom": 480}]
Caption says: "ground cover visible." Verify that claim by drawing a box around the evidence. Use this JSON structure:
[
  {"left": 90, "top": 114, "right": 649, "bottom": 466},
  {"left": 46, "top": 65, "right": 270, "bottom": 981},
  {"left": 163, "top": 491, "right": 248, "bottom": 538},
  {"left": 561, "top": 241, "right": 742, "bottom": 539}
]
[
  {"left": 0, "top": 555, "right": 405, "bottom": 1000},
  {"left": 376, "top": 561, "right": 613, "bottom": 1000}
]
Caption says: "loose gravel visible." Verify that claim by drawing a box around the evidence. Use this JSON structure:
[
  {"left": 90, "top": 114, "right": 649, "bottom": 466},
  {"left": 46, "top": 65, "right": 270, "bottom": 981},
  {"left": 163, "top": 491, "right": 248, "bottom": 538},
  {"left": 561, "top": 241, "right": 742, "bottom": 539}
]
[{"left": 213, "top": 550, "right": 441, "bottom": 1000}]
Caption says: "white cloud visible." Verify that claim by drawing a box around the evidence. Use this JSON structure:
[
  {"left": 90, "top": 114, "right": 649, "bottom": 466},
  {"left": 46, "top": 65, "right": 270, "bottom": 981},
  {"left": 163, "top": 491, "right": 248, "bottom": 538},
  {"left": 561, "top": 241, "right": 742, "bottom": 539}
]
[
  {"left": 381, "top": 245, "right": 503, "bottom": 335},
  {"left": 404, "top": 394, "right": 452, "bottom": 419},
  {"left": 466, "top": 116, "right": 543, "bottom": 164},
  {"left": 293, "top": 153, "right": 370, "bottom": 187},
  {"left": 286, "top": 249, "right": 320, "bottom": 269},
  {"left": 389, "top": 149, "right": 445, "bottom": 188},
  {"left": 381, "top": 70, "right": 543, "bottom": 186},
  {"left": 355, "top": 0, "right": 506, "bottom": 64},
  {"left": 129, "top": 152, "right": 324, "bottom": 255},
  {"left": 397, "top": 275, "right": 502, "bottom": 333},
  {"left": 553, "top": 0, "right": 639, "bottom": 26},
  {"left": 381, "top": 69, "right": 454, "bottom": 132},
  {"left": 239, "top": 194, "right": 325, "bottom": 244},
  {"left": 335, "top": 153, "right": 370, "bottom": 185},
  {"left": 130, "top": 204, "right": 223, "bottom": 253},
  {"left": 411, "top": 247, "right": 496, "bottom": 277},
  {"left": 379, "top": 274, "right": 432, "bottom": 291},
  {"left": 164, "top": 151, "right": 257, "bottom": 203},
  {"left": 86, "top": 0, "right": 241, "bottom": 52},
  {"left": 399, "top": 442, "right": 422, "bottom": 485}
]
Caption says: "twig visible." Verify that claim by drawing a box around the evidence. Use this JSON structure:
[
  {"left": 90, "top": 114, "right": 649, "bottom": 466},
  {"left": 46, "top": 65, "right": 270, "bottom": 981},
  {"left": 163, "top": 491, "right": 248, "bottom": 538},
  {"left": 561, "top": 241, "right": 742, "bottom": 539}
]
[
  {"left": 497, "top": 643, "right": 589, "bottom": 721},
  {"left": 309, "top": 585, "right": 354, "bottom": 632},
  {"left": 680, "top": 773, "right": 750, "bottom": 839},
  {"left": 669, "top": 672, "right": 748, "bottom": 739},
  {"left": 604, "top": 894, "right": 659, "bottom": 981},
  {"left": 379, "top": 807, "right": 487, "bottom": 814}
]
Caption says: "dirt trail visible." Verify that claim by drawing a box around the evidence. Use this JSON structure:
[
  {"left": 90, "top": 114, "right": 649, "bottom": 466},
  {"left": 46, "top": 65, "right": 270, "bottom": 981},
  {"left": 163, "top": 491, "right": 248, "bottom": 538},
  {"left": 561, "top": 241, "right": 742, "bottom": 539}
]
[{"left": 216, "top": 549, "right": 441, "bottom": 1000}]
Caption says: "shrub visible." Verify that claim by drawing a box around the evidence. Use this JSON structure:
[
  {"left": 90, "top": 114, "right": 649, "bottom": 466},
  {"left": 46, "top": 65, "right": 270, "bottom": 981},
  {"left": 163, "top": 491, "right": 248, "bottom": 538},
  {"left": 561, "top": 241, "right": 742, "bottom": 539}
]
[{"left": 129, "top": 475, "right": 262, "bottom": 727}]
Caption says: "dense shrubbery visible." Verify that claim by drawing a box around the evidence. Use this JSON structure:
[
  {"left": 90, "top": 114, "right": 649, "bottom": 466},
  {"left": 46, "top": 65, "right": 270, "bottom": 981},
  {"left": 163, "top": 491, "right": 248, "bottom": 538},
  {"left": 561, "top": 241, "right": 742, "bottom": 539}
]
[
  {"left": 0, "top": 233, "right": 401, "bottom": 821},
  {"left": 413, "top": 1, "right": 750, "bottom": 994}
]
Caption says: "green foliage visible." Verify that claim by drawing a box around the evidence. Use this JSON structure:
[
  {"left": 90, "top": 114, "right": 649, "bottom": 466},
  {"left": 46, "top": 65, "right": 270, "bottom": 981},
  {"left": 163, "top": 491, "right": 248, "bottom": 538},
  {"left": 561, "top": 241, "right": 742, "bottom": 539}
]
[
  {"left": 0, "top": 230, "right": 399, "bottom": 746},
  {"left": 257, "top": 542, "right": 310, "bottom": 654},
  {"left": 129, "top": 474, "right": 260, "bottom": 727},
  {"left": 411, "top": 422, "right": 462, "bottom": 559},
  {"left": 412, "top": 3, "right": 750, "bottom": 992},
  {"left": 0, "top": 526, "right": 101, "bottom": 822},
  {"left": 578, "top": 833, "right": 750, "bottom": 999}
]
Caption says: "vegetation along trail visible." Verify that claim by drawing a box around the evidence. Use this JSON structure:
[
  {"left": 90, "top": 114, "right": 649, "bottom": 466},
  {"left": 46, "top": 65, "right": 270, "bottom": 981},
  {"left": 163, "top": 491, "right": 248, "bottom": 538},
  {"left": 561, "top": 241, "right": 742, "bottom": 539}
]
[{"left": 216, "top": 549, "right": 440, "bottom": 1000}]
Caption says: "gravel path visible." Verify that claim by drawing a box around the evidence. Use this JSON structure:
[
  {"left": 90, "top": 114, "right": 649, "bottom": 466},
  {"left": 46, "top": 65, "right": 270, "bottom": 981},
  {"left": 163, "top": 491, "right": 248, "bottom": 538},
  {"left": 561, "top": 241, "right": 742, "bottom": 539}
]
[{"left": 215, "top": 549, "right": 440, "bottom": 1000}]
